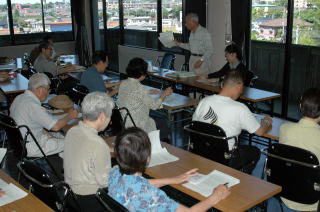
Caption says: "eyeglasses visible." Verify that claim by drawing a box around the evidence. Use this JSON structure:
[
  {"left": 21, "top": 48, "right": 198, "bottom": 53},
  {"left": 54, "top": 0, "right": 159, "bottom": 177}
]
[{"left": 41, "top": 86, "right": 51, "bottom": 93}]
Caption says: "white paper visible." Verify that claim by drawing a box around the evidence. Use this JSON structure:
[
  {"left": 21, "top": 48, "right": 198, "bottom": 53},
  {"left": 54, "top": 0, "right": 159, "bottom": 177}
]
[
  {"left": 0, "top": 183, "right": 28, "bottom": 206},
  {"left": 0, "top": 148, "right": 6, "bottom": 163},
  {"left": 164, "top": 95, "right": 178, "bottom": 105},
  {"left": 183, "top": 170, "right": 240, "bottom": 197},
  {"left": 147, "top": 130, "right": 179, "bottom": 167},
  {"left": 159, "top": 31, "right": 175, "bottom": 48}
]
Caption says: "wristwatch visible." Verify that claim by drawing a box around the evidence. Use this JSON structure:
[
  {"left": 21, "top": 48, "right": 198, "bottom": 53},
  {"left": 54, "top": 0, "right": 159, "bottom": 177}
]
[{"left": 200, "top": 58, "right": 204, "bottom": 62}]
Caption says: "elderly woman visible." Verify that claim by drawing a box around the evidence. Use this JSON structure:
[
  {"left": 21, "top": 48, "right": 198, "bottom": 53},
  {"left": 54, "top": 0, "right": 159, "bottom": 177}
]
[
  {"left": 117, "top": 57, "right": 172, "bottom": 137},
  {"left": 64, "top": 92, "right": 114, "bottom": 211},
  {"left": 108, "top": 127, "right": 230, "bottom": 211},
  {"left": 279, "top": 87, "right": 320, "bottom": 212}
]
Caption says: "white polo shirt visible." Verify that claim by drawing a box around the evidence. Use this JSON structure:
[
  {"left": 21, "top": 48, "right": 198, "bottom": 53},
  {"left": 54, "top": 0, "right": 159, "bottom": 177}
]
[
  {"left": 10, "top": 90, "right": 58, "bottom": 157},
  {"left": 192, "top": 95, "right": 260, "bottom": 150}
]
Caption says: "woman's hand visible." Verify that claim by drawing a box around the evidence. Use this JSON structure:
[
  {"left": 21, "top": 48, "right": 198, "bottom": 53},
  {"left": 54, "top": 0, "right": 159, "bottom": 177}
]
[
  {"left": 210, "top": 184, "right": 230, "bottom": 204},
  {"left": 171, "top": 168, "right": 199, "bottom": 184},
  {"left": 149, "top": 89, "right": 160, "bottom": 94}
]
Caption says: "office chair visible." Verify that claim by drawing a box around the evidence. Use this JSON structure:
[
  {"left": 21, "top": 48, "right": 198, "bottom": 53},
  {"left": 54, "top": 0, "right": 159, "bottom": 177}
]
[
  {"left": 96, "top": 188, "right": 129, "bottom": 212},
  {"left": 0, "top": 113, "right": 61, "bottom": 180},
  {"left": 245, "top": 70, "right": 258, "bottom": 87},
  {"left": 17, "top": 159, "right": 80, "bottom": 212},
  {"left": 262, "top": 143, "right": 320, "bottom": 212},
  {"left": 157, "top": 53, "right": 176, "bottom": 70}
]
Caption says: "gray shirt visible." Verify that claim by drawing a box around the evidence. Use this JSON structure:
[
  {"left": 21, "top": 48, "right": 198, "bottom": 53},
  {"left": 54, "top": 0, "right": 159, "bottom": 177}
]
[
  {"left": 10, "top": 90, "right": 59, "bottom": 157},
  {"left": 64, "top": 121, "right": 111, "bottom": 195},
  {"left": 117, "top": 78, "right": 163, "bottom": 133},
  {"left": 179, "top": 25, "right": 214, "bottom": 62},
  {"left": 34, "top": 54, "right": 57, "bottom": 76}
]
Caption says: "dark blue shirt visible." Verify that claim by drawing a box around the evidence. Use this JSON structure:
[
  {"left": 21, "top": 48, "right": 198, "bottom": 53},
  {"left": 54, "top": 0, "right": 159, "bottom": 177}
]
[{"left": 80, "top": 66, "right": 106, "bottom": 93}]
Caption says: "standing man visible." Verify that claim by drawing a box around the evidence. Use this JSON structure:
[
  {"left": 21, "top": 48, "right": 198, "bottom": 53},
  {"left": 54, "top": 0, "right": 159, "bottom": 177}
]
[{"left": 174, "top": 13, "right": 213, "bottom": 75}]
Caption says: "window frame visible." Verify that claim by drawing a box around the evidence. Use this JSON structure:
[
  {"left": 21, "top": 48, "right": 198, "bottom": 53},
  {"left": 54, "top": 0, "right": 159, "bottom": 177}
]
[{"left": 0, "top": 0, "right": 75, "bottom": 46}]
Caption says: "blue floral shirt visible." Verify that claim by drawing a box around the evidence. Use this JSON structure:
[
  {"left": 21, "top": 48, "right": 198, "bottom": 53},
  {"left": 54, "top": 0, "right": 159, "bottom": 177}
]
[{"left": 108, "top": 168, "right": 179, "bottom": 212}]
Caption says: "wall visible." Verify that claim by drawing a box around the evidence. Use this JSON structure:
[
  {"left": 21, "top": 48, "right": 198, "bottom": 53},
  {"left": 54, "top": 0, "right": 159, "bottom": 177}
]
[{"left": 0, "top": 41, "right": 76, "bottom": 58}]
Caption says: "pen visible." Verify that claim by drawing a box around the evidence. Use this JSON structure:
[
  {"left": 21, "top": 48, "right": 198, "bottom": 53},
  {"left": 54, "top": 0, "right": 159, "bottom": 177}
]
[{"left": 223, "top": 182, "right": 229, "bottom": 187}]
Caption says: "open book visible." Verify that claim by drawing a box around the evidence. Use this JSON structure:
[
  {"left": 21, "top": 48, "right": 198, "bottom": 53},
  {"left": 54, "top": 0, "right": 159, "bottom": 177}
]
[
  {"left": 148, "top": 130, "right": 179, "bottom": 167},
  {"left": 183, "top": 170, "right": 240, "bottom": 197}
]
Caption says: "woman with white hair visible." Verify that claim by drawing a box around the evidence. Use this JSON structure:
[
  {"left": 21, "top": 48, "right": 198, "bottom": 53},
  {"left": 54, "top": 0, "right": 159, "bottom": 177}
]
[{"left": 64, "top": 91, "right": 115, "bottom": 211}]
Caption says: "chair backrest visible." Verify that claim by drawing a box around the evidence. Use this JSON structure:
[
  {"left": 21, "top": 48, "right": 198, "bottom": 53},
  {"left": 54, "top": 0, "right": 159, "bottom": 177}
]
[
  {"left": 184, "top": 121, "right": 232, "bottom": 166},
  {"left": 160, "top": 53, "right": 176, "bottom": 70},
  {"left": 17, "top": 159, "right": 74, "bottom": 212},
  {"left": 104, "top": 107, "right": 136, "bottom": 137},
  {"left": 21, "top": 66, "right": 37, "bottom": 79},
  {"left": 263, "top": 143, "right": 320, "bottom": 205},
  {"left": 245, "top": 70, "right": 258, "bottom": 87},
  {"left": 65, "top": 83, "right": 89, "bottom": 105},
  {"left": 96, "top": 188, "right": 129, "bottom": 212},
  {"left": 0, "top": 113, "right": 26, "bottom": 160}
]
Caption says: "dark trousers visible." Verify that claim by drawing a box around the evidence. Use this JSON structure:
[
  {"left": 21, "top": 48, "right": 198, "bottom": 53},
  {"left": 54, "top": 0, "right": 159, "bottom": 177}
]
[
  {"left": 229, "top": 145, "right": 261, "bottom": 174},
  {"left": 75, "top": 194, "right": 105, "bottom": 212},
  {"left": 149, "top": 110, "right": 171, "bottom": 141}
]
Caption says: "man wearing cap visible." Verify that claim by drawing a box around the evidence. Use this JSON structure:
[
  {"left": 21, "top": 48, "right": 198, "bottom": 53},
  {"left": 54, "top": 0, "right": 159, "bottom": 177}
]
[
  {"left": 173, "top": 13, "right": 213, "bottom": 75},
  {"left": 10, "top": 73, "right": 78, "bottom": 158}
]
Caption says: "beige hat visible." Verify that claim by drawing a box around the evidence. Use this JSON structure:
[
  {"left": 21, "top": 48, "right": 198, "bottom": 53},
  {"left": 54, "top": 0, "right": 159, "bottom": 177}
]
[{"left": 48, "top": 95, "right": 73, "bottom": 109}]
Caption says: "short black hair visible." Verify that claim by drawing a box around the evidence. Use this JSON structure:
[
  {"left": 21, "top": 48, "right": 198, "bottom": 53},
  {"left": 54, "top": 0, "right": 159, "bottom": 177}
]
[
  {"left": 225, "top": 44, "right": 243, "bottom": 61},
  {"left": 300, "top": 87, "right": 320, "bottom": 119},
  {"left": 115, "top": 127, "right": 151, "bottom": 175},
  {"left": 43, "top": 35, "right": 53, "bottom": 43},
  {"left": 92, "top": 51, "right": 108, "bottom": 65},
  {"left": 222, "top": 70, "right": 244, "bottom": 87},
  {"left": 126, "top": 58, "right": 148, "bottom": 79},
  {"left": 38, "top": 42, "right": 51, "bottom": 51}
]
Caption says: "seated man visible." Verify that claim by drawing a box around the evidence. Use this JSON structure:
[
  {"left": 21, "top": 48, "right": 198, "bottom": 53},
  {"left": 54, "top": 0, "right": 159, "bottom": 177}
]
[
  {"left": 80, "top": 51, "right": 120, "bottom": 96},
  {"left": 33, "top": 42, "right": 74, "bottom": 76},
  {"left": 10, "top": 73, "right": 78, "bottom": 158},
  {"left": 193, "top": 71, "right": 272, "bottom": 173},
  {"left": 279, "top": 87, "right": 320, "bottom": 212},
  {"left": 64, "top": 92, "right": 115, "bottom": 211}
]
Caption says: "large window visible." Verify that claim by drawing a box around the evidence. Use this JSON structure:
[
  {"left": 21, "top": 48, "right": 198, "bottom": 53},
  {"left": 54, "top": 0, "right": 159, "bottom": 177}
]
[
  {"left": 123, "top": 0, "right": 157, "bottom": 31},
  {"left": 250, "top": 0, "right": 320, "bottom": 120},
  {"left": 0, "top": 0, "right": 74, "bottom": 46},
  {"left": 162, "top": 0, "right": 182, "bottom": 33},
  {"left": 0, "top": 0, "right": 10, "bottom": 35}
]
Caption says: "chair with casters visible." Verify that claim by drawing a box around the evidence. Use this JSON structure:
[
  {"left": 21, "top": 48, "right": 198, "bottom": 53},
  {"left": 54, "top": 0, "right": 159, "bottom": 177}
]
[
  {"left": 96, "top": 188, "right": 129, "bottom": 212},
  {"left": 17, "top": 159, "right": 81, "bottom": 212},
  {"left": 261, "top": 143, "right": 320, "bottom": 212},
  {"left": 0, "top": 113, "right": 62, "bottom": 180},
  {"left": 65, "top": 83, "right": 89, "bottom": 106},
  {"left": 156, "top": 53, "right": 176, "bottom": 70}
]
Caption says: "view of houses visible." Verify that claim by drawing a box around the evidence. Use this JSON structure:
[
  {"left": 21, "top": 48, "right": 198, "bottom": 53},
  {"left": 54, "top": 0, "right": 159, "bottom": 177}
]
[
  {"left": 252, "top": 0, "right": 320, "bottom": 45},
  {"left": 0, "top": 0, "right": 72, "bottom": 35},
  {"left": 98, "top": 0, "right": 182, "bottom": 33}
]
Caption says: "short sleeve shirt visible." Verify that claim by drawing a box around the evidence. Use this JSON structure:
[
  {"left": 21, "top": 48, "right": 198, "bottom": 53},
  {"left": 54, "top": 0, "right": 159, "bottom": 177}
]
[
  {"left": 108, "top": 168, "right": 178, "bottom": 212},
  {"left": 10, "top": 90, "right": 58, "bottom": 156},
  {"left": 80, "top": 66, "right": 106, "bottom": 93},
  {"left": 192, "top": 95, "right": 260, "bottom": 150}
]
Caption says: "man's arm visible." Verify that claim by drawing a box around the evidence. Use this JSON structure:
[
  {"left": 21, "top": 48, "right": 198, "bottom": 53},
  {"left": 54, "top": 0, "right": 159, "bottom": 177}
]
[
  {"left": 105, "top": 81, "right": 120, "bottom": 88},
  {"left": 173, "top": 40, "right": 190, "bottom": 51},
  {"left": 254, "top": 116, "right": 272, "bottom": 136},
  {"left": 51, "top": 109, "right": 78, "bottom": 131}
]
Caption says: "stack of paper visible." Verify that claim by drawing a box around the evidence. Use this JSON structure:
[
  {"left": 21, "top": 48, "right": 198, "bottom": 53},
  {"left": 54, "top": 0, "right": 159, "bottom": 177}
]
[
  {"left": 148, "top": 130, "right": 179, "bottom": 167},
  {"left": 183, "top": 170, "right": 240, "bottom": 197},
  {"left": 0, "top": 179, "right": 28, "bottom": 206},
  {"left": 166, "top": 72, "right": 197, "bottom": 78},
  {"left": 158, "top": 32, "right": 175, "bottom": 48}
]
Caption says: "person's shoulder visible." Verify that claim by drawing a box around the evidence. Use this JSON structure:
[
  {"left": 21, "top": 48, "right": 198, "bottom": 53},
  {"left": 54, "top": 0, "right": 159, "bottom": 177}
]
[{"left": 280, "top": 122, "right": 297, "bottom": 133}]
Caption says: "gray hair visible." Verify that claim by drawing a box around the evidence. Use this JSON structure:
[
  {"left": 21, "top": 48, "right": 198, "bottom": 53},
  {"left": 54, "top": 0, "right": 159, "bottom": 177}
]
[
  {"left": 81, "top": 92, "right": 115, "bottom": 121},
  {"left": 28, "top": 73, "right": 51, "bottom": 91},
  {"left": 187, "top": 13, "right": 199, "bottom": 23}
]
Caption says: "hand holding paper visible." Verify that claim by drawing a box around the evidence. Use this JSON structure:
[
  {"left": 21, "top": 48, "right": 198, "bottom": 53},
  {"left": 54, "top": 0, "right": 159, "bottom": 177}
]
[{"left": 158, "top": 31, "right": 175, "bottom": 48}]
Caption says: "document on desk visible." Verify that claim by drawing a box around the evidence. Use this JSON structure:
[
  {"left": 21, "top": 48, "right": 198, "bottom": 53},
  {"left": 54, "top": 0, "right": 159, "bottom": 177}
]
[
  {"left": 0, "top": 180, "right": 28, "bottom": 206},
  {"left": 183, "top": 170, "right": 240, "bottom": 197},
  {"left": 158, "top": 32, "right": 175, "bottom": 48},
  {"left": 148, "top": 130, "right": 179, "bottom": 167}
]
